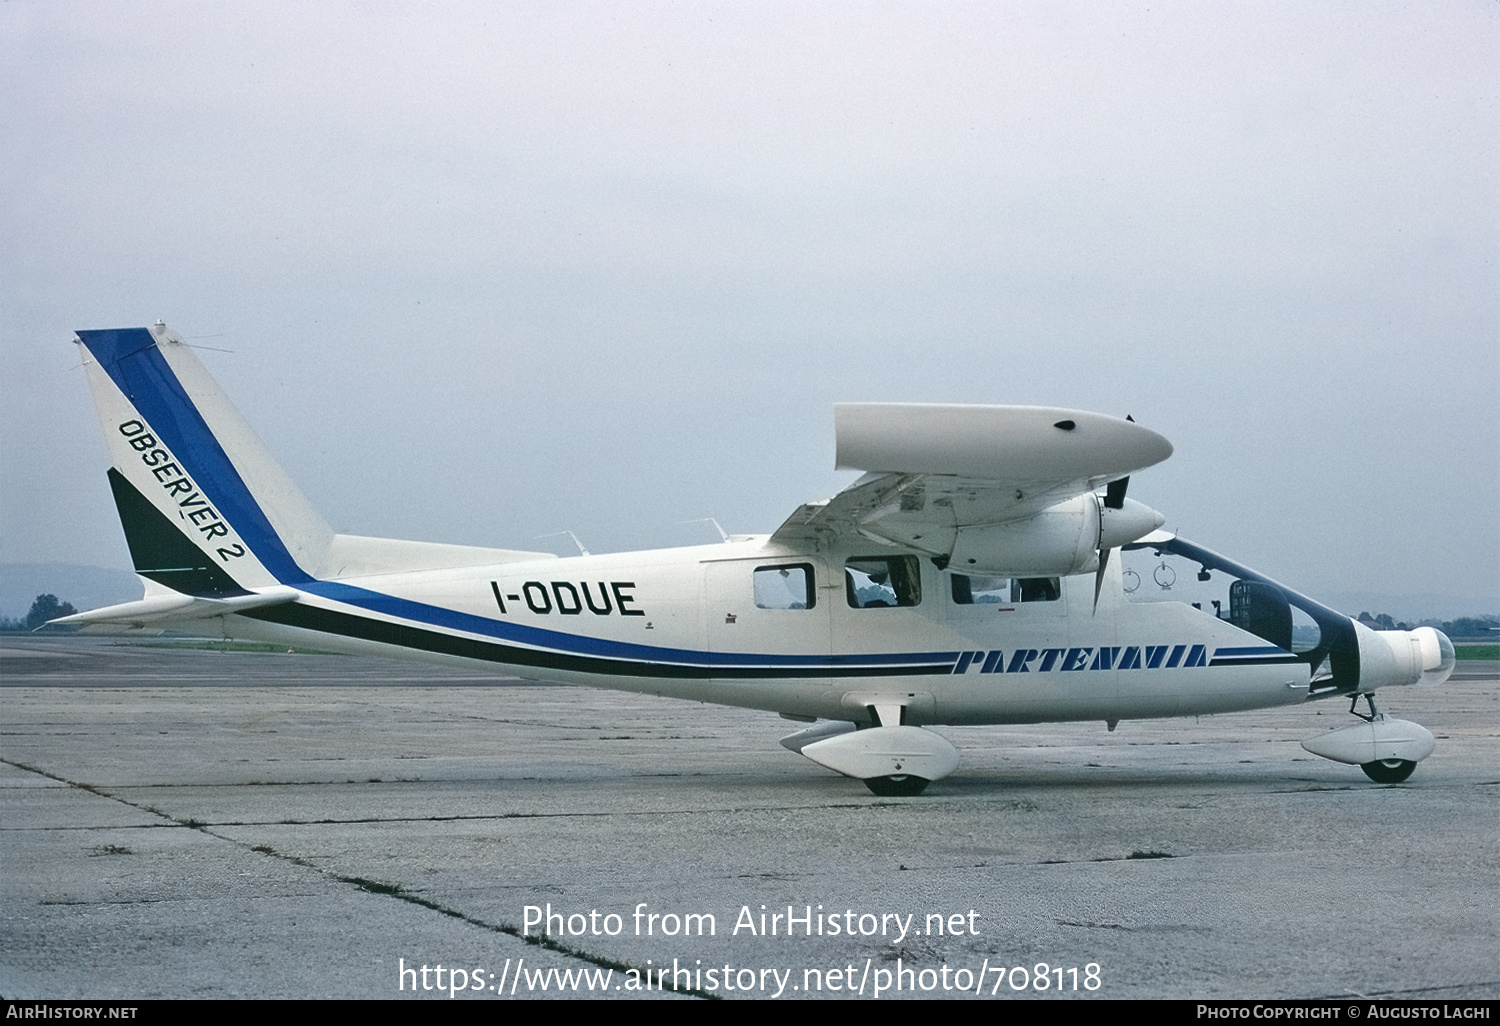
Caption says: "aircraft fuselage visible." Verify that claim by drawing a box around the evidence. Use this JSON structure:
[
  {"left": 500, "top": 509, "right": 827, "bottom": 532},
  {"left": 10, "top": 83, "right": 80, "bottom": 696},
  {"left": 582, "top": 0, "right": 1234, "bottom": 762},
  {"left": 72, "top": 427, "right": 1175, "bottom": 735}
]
[{"left": 224, "top": 538, "right": 1309, "bottom": 727}]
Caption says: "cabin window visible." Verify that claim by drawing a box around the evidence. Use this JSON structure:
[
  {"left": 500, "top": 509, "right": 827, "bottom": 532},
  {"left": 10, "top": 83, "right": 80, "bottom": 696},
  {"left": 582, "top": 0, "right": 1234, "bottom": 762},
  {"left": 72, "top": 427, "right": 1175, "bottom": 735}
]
[
  {"left": 753, "top": 564, "right": 815, "bottom": 610},
  {"left": 845, "top": 556, "right": 922, "bottom": 608},
  {"left": 950, "top": 574, "right": 1061, "bottom": 604}
]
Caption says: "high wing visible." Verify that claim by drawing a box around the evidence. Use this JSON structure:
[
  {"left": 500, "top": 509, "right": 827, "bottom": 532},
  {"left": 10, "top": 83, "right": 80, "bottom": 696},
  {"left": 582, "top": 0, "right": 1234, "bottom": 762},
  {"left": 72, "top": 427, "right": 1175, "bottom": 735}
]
[{"left": 771, "top": 404, "right": 1173, "bottom": 575}]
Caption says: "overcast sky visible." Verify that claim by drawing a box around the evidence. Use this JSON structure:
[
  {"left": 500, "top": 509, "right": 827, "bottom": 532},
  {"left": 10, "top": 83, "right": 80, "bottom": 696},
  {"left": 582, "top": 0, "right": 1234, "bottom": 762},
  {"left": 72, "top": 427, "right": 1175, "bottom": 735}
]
[{"left": 2, "top": 1, "right": 1496, "bottom": 612}]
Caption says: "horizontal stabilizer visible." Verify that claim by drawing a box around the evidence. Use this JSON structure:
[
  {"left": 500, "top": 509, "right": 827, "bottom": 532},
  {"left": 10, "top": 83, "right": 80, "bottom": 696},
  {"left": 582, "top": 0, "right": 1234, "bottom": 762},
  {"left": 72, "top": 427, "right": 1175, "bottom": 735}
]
[{"left": 48, "top": 586, "right": 300, "bottom": 627}]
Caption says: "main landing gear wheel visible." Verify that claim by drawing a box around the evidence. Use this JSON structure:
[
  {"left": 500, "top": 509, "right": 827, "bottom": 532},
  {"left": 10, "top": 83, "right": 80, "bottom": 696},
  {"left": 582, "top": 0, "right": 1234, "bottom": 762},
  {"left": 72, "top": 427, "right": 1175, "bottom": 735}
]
[
  {"left": 864, "top": 774, "right": 930, "bottom": 797},
  {"left": 1360, "top": 758, "right": 1416, "bottom": 784}
]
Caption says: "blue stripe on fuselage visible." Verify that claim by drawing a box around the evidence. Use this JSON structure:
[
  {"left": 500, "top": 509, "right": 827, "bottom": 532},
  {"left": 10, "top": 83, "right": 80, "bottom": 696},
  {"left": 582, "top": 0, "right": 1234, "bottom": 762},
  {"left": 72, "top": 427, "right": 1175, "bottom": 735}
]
[{"left": 301, "top": 579, "right": 957, "bottom": 669}]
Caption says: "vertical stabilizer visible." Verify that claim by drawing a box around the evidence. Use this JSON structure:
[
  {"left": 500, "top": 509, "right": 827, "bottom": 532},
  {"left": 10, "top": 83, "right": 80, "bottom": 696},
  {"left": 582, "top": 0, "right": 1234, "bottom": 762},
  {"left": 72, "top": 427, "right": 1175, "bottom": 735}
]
[{"left": 75, "top": 324, "right": 334, "bottom": 594}]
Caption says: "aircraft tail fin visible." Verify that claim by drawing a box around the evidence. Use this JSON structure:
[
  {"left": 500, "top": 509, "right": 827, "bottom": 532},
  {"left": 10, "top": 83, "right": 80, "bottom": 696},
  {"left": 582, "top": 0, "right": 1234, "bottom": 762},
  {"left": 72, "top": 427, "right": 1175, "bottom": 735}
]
[{"left": 75, "top": 324, "right": 334, "bottom": 596}]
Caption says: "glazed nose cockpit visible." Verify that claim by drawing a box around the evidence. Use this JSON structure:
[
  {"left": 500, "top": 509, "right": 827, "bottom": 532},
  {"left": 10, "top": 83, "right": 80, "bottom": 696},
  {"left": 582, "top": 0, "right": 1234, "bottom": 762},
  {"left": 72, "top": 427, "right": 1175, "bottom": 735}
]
[
  {"left": 1120, "top": 534, "right": 1455, "bottom": 697},
  {"left": 1119, "top": 533, "right": 1457, "bottom": 785}
]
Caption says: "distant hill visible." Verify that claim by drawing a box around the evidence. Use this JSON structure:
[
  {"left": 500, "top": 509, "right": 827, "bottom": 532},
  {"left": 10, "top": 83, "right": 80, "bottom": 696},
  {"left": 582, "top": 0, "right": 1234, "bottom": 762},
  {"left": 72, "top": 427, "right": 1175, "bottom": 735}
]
[
  {"left": 1315, "top": 589, "right": 1499, "bottom": 624},
  {"left": 0, "top": 563, "right": 140, "bottom": 620}
]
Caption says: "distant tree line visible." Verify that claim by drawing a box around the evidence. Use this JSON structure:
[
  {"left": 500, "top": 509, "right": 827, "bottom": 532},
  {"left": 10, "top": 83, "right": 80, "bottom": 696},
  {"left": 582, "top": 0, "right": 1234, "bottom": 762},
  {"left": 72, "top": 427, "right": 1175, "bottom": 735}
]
[
  {"left": 1429, "top": 615, "right": 1500, "bottom": 638},
  {"left": 0, "top": 594, "right": 79, "bottom": 632},
  {"left": 1357, "top": 611, "right": 1499, "bottom": 638}
]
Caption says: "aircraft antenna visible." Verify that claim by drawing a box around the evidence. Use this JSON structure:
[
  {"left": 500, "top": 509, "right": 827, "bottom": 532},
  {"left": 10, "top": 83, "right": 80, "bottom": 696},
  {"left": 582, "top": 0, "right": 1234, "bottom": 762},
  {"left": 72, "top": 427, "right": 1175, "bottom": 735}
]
[
  {"left": 536, "top": 531, "right": 590, "bottom": 556},
  {"left": 680, "top": 517, "right": 730, "bottom": 542}
]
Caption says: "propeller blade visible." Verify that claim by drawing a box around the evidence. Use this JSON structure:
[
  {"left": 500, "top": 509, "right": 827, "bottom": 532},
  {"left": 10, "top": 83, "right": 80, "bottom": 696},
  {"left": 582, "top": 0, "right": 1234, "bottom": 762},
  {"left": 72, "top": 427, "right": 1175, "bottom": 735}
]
[
  {"left": 1093, "top": 546, "right": 1111, "bottom": 614},
  {"left": 1104, "top": 476, "right": 1130, "bottom": 510}
]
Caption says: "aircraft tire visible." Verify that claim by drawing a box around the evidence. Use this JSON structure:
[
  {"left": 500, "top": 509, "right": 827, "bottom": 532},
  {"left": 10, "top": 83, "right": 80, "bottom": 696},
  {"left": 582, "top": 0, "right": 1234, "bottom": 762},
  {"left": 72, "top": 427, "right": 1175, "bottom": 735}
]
[
  {"left": 864, "top": 774, "right": 930, "bottom": 797},
  {"left": 1360, "top": 758, "right": 1416, "bottom": 784}
]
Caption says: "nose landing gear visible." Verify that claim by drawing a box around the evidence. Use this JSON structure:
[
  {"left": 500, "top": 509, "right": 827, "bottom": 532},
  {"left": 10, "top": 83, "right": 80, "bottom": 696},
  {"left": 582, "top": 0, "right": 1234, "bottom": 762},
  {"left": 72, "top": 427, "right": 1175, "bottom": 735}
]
[
  {"left": 863, "top": 774, "right": 931, "bottom": 797},
  {"left": 1300, "top": 692, "right": 1435, "bottom": 783},
  {"left": 1360, "top": 758, "right": 1417, "bottom": 784}
]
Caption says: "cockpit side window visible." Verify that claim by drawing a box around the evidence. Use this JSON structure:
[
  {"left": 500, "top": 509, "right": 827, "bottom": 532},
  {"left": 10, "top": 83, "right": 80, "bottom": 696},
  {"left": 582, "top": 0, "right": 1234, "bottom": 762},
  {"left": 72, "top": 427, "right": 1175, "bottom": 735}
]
[
  {"left": 753, "top": 564, "right": 815, "bottom": 610},
  {"left": 950, "top": 574, "right": 1060, "bottom": 604},
  {"left": 1017, "top": 577, "right": 1061, "bottom": 602},
  {"left": 845, "top": 556, "right": 922, "bottom": 609}
]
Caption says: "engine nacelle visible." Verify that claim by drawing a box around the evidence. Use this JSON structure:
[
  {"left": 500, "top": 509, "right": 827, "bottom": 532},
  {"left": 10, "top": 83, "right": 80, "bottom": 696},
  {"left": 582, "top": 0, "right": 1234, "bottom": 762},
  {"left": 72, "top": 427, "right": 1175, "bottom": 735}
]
[
  {"left": 948, "top": 494, "right": 1164, "bottom": 577},
  {"left": 1354, "top": 623, "right": 1456, "bottom": 689}
]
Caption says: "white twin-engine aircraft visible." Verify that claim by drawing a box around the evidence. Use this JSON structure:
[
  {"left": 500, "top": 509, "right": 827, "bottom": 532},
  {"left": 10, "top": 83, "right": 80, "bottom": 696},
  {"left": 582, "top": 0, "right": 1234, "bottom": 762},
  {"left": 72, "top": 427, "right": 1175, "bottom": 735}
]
[{"left": 59, "top": 323, "right": 1456, "bottom": 795}]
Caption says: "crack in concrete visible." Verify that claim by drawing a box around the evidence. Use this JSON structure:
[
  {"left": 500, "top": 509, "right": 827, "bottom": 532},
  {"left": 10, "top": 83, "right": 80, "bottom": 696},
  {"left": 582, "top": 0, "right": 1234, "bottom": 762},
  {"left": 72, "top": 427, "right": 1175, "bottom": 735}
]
[
  {"left": 1, "top": 756, "right": 715, "bottom": 999},
  {"left": 1317, "top": 981, "right": 1500, "bottom": 1000}
]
